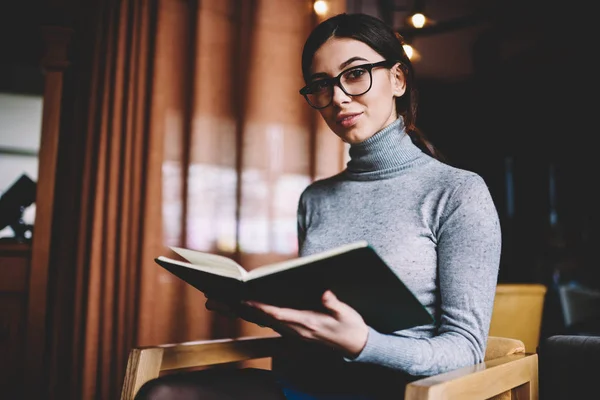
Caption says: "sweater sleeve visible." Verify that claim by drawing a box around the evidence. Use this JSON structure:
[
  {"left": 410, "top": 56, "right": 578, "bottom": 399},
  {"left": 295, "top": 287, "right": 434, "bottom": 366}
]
[{"left": 349, "top": 174, "right": 502, "bottom": 376}]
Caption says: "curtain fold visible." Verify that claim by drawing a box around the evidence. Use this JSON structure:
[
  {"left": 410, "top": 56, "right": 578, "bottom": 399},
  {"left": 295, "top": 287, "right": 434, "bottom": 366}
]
[{"left": 65, "top": 0, "right": 164, "bottom": 398}]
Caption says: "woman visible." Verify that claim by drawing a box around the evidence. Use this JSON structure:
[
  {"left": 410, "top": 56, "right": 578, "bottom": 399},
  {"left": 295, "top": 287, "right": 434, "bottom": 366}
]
[{"left": 137, "top": 12, "right": 501, "bottom": 400}]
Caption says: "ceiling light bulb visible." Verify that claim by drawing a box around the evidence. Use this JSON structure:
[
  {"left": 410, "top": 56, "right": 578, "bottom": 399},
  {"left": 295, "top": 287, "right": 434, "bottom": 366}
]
[
  {"left": 403, "top": 44, "right": 421, "bottom": 62},
  {"left": 403, "top": 44, "right": 414, "bottom": 60},
  {"left": 410, "top": 13, "right": 426, "bottom": 28},
  {"left": 313, "top": 1, "right": 329, "bottom": 16}
]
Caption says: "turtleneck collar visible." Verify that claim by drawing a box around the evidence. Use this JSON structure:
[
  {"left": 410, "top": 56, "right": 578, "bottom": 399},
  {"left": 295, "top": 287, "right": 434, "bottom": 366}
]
[{"left": 344, "top": 117, "right": 427, "bottom": 180}]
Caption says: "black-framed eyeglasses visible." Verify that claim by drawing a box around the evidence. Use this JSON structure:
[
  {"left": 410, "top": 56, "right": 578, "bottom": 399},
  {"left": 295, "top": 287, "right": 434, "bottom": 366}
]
[{"left": 299, "top": 60, "right": 399, "bottom": 109}]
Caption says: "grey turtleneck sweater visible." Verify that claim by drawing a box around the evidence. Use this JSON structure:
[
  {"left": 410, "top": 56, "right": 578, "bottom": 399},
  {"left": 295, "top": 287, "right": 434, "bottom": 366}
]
[{"left": 274, "top": 117, "right": 501, "bottom": 389}]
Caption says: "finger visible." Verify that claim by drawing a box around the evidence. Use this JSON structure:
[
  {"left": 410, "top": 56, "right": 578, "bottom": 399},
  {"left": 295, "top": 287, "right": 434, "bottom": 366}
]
[
  {"left": 321, "top": 290, "right": 346, "bottom": 316},
  {"left": 237, "top": 304, "right": 273, "bottom": 326},
  {"left": 245, "top": 301, "right": 306, "bottom": 324}
]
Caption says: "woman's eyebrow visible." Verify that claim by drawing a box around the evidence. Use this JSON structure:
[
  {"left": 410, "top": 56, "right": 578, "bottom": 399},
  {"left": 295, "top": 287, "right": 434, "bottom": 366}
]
[
  {"left": 339, "top": 56, "right": 368, "bottom": 69},
  {"left": 308, "top": 72, "right": 329, "bottom": 81},
  {"left": 308, "top": 56, "right": 370, "bottom": 82}
]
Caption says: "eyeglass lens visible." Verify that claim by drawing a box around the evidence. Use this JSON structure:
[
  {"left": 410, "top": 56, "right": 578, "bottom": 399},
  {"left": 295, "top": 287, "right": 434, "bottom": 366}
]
[{"left": 305, "top": 67, "right": 372, "bottom": 109}]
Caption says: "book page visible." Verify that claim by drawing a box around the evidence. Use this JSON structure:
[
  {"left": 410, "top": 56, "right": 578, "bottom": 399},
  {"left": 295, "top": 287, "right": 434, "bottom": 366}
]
[
  {"left": 245, "top": 240, "right": 369, "bottom": 281},
  {"left": 170, "top": 247, "right": 247, "bottom": 279},
  {"left": 156, "top": 256, "right": 245, "bottom": 280}
]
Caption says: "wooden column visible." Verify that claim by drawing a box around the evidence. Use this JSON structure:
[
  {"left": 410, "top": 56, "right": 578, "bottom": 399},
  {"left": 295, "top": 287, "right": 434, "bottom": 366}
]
[{"left": 24, "top": 25, "right": 73, "bottom": 398}]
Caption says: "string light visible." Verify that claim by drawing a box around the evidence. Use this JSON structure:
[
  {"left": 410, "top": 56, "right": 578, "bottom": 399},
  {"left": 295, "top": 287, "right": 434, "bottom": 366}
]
[
  {"left": 410, "top": 13, "right": 426, "bottom": 28},
  {"left": 403, "top": 44, "right": 420, "bottom": 61},
  {"left": 403, "top": 44, "right": 414, "bottom": 60},
  {"left": 405, "top": 1, "right": 428, "bottom": 61},
  {"left": 313, "top": 0, "right": 329, "bottom": 16},
  {"left": 407, "top": 0, "right": 428, "bottom": 28}
]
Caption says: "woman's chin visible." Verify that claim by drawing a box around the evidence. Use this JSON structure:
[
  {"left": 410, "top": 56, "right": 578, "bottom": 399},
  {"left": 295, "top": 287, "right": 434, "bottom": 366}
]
[
  {"left": 344, "top": 135, "right": 364, "bottom": 144},
  {"left": 338, "top": 129, "right": 374, "bottom": 144}
]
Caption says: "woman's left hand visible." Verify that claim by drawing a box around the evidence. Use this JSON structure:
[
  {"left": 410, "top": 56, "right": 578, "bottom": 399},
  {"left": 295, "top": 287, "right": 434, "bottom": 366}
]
[{"left": 243, "top": 290, "right": 369, "bottom": 359}]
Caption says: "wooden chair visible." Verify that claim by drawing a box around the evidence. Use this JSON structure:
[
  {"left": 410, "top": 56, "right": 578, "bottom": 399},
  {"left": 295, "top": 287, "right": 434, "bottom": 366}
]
[
  {"left": 121, "top": 335, "right": 538, "bottom": 400},
  {"left": 489, "top": 283, "right": 547, "bottom": 353}
]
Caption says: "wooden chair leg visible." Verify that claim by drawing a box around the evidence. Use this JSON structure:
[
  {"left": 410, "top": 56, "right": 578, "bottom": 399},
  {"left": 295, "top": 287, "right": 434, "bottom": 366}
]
[{"left": 511, "top": 354, "right": 538, "bottom": 400}]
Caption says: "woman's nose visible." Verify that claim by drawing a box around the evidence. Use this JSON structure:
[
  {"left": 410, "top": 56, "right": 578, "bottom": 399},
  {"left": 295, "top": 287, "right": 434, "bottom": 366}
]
[{"left": 331, "top": 84, "right": 351, "bottom": 105}]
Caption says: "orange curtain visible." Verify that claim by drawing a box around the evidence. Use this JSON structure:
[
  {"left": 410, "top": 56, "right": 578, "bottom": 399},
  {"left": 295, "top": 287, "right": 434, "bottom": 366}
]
[
  {"left": 61, "top": 1, "right": 165, "bottom": 398},
  {"left": 46, "top": 0, "right": 346, "bottom": 399}
]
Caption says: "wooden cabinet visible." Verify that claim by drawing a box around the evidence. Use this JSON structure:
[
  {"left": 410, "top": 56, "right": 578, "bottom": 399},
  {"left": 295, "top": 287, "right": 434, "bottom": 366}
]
[{"left": 0, "top": 242, "right": 31, "bottom": 397}]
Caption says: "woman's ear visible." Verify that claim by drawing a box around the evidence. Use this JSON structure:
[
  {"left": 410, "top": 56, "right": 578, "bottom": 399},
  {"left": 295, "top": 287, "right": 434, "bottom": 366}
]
[{"left": 391, "top": 63, "right": 406, "bottom": 97}]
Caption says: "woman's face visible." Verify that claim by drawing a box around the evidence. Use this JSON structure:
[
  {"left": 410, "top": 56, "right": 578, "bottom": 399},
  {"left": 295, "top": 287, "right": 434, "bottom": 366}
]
[{"left": 309, "top": 37, "right": 405, "bottom": 144}]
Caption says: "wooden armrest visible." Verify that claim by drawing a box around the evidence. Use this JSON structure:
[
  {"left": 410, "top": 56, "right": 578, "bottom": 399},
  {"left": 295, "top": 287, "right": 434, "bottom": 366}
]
[
  {"left": 405, "top": 353, "right": 538, "bottom": 400},
  {"left": 158, "top": 335, "right": 283, "bottom": 370},
  {"left": 121, "top": 335, "right": 283, "bottom": 400}
]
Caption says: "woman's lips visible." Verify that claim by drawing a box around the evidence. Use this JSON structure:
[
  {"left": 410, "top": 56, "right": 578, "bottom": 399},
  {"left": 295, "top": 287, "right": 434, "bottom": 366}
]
[{"left": 337, "top": 113, "right": 362, "bottom": 128}]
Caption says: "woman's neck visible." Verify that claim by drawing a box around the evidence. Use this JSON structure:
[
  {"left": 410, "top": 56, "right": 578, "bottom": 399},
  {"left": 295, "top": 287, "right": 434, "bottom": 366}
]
[{"left": 345, "top": 117, "right": 423, "bottom": 178}]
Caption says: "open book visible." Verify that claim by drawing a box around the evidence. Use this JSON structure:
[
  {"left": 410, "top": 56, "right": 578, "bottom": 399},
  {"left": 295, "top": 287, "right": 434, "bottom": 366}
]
[{"left": 155, "top": 241, "right": 434, "bottom": 334}]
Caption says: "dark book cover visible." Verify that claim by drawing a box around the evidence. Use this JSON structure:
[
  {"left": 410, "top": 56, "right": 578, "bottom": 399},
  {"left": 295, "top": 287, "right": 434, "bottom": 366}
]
[{"left": 155, "top": 244, "right": 434, "bottom": 334}]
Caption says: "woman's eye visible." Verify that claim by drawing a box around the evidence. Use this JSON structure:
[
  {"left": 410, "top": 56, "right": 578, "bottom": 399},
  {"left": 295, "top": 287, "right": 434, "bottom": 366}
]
[{"left": 344, "top": 68, "right": 367, "bottom": 80}]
